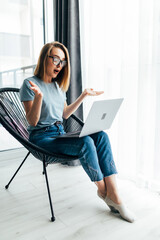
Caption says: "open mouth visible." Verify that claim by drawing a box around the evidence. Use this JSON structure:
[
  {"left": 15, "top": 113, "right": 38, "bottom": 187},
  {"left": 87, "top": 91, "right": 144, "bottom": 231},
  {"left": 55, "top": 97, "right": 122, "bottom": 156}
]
[{"left": 54, "top": 69, "right": 59, "bottom": 74}]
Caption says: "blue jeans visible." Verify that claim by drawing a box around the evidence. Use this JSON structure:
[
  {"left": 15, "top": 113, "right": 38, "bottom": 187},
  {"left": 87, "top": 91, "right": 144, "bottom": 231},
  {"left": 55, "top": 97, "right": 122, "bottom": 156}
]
[{"left": 29, "top": 123, "right": 118, "bottom": 182}]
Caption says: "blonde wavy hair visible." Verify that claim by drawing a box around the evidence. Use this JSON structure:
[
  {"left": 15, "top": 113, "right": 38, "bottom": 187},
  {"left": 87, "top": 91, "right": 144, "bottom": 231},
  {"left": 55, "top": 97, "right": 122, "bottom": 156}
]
[{"left": 34, "top": 41, "right": 70, "bottom": 92}]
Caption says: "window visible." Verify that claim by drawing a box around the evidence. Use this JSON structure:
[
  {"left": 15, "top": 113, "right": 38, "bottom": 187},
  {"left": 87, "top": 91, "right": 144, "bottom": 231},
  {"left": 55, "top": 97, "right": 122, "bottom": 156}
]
[
  {"left": 0, "top": 0, "right": 55, "bottom": 151},
  {"left": 0, "top": 0, "right": 44, "bottom": 88}
]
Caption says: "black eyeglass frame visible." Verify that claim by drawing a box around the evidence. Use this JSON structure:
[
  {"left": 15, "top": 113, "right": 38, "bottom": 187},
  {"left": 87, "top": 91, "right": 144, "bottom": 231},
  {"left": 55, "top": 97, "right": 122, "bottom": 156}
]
[{"left": 48, "top": 55, "right": 67, "bottom": 68}]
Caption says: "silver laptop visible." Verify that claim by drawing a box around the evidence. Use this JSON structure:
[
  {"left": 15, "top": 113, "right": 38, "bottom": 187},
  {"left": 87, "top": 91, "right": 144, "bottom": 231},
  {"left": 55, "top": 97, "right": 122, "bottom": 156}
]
[{"left": 55, "top": 98, "right": 123, "bottom": 138}]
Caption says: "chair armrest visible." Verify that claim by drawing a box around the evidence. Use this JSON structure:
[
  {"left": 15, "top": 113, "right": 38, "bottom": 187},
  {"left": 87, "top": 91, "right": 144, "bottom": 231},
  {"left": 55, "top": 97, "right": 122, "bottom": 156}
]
[{"left": 70, "top": 114, "right": 84, "bottom": 127}]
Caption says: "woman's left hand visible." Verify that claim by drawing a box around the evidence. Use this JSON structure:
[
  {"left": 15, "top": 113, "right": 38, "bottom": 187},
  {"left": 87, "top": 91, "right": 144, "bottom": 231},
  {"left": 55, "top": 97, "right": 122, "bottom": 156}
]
[{"left": 83, "top": 88, "right": 104, "bottom": 97}]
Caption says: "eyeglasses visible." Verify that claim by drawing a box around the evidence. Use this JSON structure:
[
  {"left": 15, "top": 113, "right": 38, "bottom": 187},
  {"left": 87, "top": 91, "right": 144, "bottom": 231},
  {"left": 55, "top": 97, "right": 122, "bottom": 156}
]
[{"left": 48, "top": 55, "right": 67, "bottom": 68}]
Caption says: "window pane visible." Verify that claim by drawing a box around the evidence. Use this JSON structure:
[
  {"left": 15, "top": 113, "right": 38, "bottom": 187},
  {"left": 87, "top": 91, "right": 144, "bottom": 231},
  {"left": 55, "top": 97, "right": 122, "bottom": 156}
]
[{"left": 0, "top": 0, "right": 44, "bottom": 88}]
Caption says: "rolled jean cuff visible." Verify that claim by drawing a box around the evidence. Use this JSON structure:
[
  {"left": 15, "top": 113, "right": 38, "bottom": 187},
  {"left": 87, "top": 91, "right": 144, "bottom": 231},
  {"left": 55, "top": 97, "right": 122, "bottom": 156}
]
[
  {"left": 90, "top": 175, "right": 104, "bottom": 182},
  {"left": 92, "top": 171, "right": 118, "bottom": 182}
]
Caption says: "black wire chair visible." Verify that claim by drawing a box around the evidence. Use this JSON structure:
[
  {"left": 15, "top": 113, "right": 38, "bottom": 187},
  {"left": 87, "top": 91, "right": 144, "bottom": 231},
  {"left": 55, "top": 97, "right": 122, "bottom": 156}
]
[{"left": 0, "top": 88, "right": 84, "bottom": 222}]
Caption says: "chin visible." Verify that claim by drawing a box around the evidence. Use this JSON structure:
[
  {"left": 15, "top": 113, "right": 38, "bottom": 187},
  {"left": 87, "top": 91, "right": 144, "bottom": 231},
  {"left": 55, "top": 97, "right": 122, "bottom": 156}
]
[{"left": 52, "top": 74, "right": 57, "bottom": 78}]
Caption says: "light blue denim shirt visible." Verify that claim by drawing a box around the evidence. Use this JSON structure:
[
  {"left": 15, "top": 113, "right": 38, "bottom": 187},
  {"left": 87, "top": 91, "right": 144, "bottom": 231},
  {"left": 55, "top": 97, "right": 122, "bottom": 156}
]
[{"left": 20, "top": 76, "right": 66, "bottom": 133}]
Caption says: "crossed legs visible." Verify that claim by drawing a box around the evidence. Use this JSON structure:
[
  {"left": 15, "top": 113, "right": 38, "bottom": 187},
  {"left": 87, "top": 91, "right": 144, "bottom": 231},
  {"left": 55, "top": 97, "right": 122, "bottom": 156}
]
[{"left": 30, "top": 127, "right": 135, "bottom": 222}]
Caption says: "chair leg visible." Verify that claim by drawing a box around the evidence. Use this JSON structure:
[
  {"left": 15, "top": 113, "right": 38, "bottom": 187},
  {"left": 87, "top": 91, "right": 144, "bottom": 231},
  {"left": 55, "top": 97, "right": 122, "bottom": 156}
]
[
  {"left": 5, "top": 151, "right": 30, "bottom": 189},
  {"left": 43, "top": 159, "right": 55, "bottom": 222},
  {"left": 42, "top": 162, "right": 48, "bottom": 175}
]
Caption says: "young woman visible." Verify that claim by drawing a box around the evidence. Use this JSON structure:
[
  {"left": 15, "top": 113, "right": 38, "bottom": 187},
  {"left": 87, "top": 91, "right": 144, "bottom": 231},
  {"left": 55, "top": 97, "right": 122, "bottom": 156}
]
[{"left": 20, "top": 41, "right": 135, "bottom": 223}]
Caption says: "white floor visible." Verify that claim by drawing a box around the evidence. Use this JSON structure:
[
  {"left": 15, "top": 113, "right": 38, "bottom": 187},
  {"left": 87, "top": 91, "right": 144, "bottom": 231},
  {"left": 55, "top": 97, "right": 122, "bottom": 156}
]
[{"left": 0, "top": 148, "right": 160, "bottom": 240}]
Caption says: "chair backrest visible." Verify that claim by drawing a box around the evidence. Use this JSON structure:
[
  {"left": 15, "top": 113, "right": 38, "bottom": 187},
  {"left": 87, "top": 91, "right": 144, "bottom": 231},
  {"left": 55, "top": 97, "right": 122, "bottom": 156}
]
[
  {"left": 0, "top": 87, "right": 84, "bottom": 163},
  {"left": 0, "top": 88, "right": 29, "bottom": 140},
  {"left": 0, "top": 88, "right": 83, "bottom": 138}
]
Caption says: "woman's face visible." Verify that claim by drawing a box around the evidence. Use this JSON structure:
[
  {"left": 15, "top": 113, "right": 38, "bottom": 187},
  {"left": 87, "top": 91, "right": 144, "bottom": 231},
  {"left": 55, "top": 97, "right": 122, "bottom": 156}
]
[{"left": 45, "top": 47, "right": 66, "bottom": 82}]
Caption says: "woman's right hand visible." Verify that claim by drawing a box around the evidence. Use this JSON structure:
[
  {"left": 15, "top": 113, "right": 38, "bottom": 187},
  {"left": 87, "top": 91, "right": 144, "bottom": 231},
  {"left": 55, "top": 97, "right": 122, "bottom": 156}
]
[
  {"left": 23, "top": 81, "right": 43, "bottom": 126},
  {"left": 29, "top": 81, "right": 43, "bottom": 97}
]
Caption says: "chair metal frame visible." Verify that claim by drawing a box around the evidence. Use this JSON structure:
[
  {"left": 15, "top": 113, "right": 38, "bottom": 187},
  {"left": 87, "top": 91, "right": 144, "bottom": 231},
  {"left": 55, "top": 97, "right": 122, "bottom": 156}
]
[{"left": 0, "top": 87, "right": 84, "bottom": 222}]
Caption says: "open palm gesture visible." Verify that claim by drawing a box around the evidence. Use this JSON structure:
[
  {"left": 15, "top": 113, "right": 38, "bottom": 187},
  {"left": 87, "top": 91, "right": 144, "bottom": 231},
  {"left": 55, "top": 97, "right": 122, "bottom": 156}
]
[
  {"left": 83, "top": 88, "right": 104, "bottom": 96},
  {"left": 29, "top": 81, "right": 43, "bottom": 97}
]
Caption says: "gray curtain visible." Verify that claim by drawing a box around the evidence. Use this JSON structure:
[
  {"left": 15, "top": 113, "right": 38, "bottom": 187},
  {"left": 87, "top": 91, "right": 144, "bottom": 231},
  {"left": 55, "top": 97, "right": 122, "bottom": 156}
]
[
  {"left": 54, "top": 0, "right": 83, "bottom": 120},
  {"left": 54, "top": 0, "right": 83, "bottom": 166}
]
